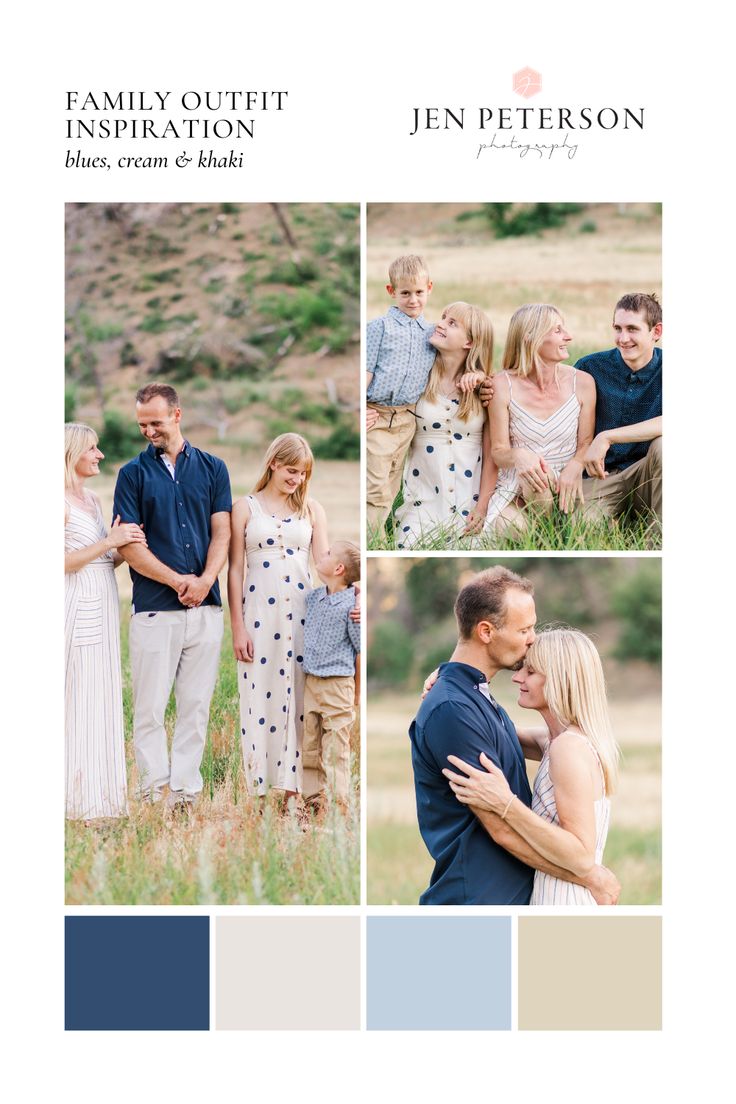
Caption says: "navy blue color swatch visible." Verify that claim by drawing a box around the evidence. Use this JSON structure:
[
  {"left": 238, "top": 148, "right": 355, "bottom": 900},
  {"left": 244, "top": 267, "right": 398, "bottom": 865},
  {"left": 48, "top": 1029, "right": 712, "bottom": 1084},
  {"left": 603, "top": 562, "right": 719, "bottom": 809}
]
[{"left": 65, "top": 916, "right": 209, "bottom": 1030}]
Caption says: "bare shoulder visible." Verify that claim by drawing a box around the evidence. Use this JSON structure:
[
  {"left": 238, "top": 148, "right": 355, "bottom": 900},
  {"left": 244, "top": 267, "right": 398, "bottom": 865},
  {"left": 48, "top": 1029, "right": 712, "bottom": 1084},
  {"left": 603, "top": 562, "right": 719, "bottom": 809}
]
[
  {"left": 231, "top": 496, "right": 252, "bottom": 526},
  {"left": 549, "top": 728, "right": 597, "bottom": 774},
  {"left": 308, "top": 497, "right": 326, "bottom": 522},
  {"left": 490, "top": 371, "right": 512, "bottom": 404},
  {"left": 573, "top": 367, "right": 596, "bottom": 397}
]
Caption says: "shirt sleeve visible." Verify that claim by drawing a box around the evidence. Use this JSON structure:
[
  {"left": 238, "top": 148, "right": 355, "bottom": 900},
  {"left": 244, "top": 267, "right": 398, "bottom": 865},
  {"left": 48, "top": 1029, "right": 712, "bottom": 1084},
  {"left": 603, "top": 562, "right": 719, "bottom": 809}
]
[
  {"left": 365, "top": 316, "right": 385, "bottom": 377},
  {"left": 112, "top": 463, "right": 141, "bottom": 525},
  {"left": 423, "top": 700, "right": 502, "bottom": 778},
  {"left": 211, "top": 458, "right": 233, "bottom": 515}
]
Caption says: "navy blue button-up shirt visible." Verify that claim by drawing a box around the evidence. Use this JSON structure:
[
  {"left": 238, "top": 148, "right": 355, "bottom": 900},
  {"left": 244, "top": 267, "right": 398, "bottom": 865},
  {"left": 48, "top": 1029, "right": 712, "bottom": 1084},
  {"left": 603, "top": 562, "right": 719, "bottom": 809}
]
[
  {"left": 410, "top": 662, "right": 534, "bottom": 905},
  {"left": 366, "top": 306, "right": 436, "bottom": 406},
  {"left": 112, "top": 441, "right": 232, "bottom": 613},
  {"left": 576, "top": 346, "right": 662, "bottom": 473}
]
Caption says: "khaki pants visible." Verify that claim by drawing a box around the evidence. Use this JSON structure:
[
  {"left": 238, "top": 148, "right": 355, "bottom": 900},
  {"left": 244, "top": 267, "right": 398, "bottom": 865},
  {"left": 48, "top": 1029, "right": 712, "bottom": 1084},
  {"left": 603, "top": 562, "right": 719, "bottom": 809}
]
[
  {"left": 366, "top": 404, "right": 417, "bottom": 535},
  {"left": 583, "top": 436, "right": 662, "bottom": 526},
  {"left": 302, "top": 673, "right": 355, "bottom": 802},
  {"left": 129, "top": 605, "right": 224, "bottom": 799}
]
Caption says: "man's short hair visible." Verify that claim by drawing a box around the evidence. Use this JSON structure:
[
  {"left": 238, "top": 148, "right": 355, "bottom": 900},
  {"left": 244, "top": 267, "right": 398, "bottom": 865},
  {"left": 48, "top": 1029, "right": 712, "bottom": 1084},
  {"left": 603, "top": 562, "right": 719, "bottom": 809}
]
[
  {"left": 135, "top": 383, "right": 180, "bottom": 408},
  {"left": 388, "top": 254, "right": 430, "bottom": 288},
  {"left": 614, "top": 292, "right": 662, "bottom": 329},
  {"left": 454, "top": 566, "right": 534, "bottom": 640},
  {"left": 333, "top": 540, "right": 361, "bottom": 586}
]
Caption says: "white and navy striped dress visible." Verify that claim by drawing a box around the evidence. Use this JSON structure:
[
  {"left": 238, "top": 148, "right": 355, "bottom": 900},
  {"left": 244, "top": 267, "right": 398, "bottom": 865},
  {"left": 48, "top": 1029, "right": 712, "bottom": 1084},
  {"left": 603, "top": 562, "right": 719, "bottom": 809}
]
[
  {"left": 485, "top": 369, "right": 580, "bottom": 527},
  {"left": 530, "top": 732, "right": 610, "bottom": 906},
  {"left": 65, "top": 500, "right": 128, "bottom": 819}
]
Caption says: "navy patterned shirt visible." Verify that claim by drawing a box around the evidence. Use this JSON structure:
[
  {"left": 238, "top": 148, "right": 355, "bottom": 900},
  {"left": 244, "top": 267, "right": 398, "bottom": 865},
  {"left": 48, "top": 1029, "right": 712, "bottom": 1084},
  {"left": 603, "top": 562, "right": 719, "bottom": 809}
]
[
  {"left": 576, "top": 346, "right": 662, "bottom": 473},
  {"left": 113, "top": 441, "right": 232, "bottom": 613},
  {"left": 366, "top": 306, "right": 436, "bottom": 406},
  {"left": 410, "top": 662, "right": 534, "bottom": 905},
  {"left": 303, "top": 585, "right": 360, "bottom": 677}
]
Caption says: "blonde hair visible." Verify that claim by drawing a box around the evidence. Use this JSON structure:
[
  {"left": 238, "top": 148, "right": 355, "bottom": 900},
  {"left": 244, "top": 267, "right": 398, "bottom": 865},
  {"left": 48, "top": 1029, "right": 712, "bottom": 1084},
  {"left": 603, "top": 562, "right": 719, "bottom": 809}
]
[
  {"left": 525, "top": 628, "right": 620, "bottom": 794},
  {"left": 388, "top": 254, "right": 430, "bottom": 287},
  {"left": 253, "top": 433, "right": 314, "bottom": 517},
  {"left": 423, "top": 302, "right": 494, "bottom": 420},
  {"left": 502, "top": 303, "right": 564, "bottom": 381},
  {"left": 332, "top": 540, "right": 361, "bottom": 586},
  {"left": 64, "top": 422, "right": 98, "bottom": 490}
]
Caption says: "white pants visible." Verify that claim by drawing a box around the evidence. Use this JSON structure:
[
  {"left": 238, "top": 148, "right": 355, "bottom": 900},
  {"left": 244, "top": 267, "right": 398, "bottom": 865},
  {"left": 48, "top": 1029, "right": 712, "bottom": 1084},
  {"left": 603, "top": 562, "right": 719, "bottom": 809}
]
[{"left": 129, "top": 606, "right": 224, "bottom": 798}]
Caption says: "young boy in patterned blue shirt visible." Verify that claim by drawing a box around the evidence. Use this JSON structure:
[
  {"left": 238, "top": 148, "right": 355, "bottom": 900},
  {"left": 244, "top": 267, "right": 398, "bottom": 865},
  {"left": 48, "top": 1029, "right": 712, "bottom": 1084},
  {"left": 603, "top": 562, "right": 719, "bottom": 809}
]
[
  {"left": 302, "top": 541, "right": 361, "bottom": 814},
  {"left": 366, "top": 254, "right": 436, "bottom": 535}
]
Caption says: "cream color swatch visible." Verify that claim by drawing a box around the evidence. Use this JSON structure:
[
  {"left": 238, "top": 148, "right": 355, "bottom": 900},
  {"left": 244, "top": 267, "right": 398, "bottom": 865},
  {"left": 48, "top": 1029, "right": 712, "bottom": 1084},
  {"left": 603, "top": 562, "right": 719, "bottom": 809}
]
[{"left": 216, "top": 917, "right": 360, "bottom": 1030}]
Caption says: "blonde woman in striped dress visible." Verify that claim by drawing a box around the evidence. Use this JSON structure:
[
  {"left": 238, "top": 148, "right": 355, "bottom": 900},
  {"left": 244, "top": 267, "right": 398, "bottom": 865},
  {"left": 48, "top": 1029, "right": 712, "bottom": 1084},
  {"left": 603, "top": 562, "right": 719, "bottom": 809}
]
[
  {"left": 484, "top": 305, "right": 596, "bottom": 534},
  {"left": 65, "top": 424, "right": 147, "bottom": 820},
  {"left": 444, "top": 628, "right": 620, "bottom": 905}
]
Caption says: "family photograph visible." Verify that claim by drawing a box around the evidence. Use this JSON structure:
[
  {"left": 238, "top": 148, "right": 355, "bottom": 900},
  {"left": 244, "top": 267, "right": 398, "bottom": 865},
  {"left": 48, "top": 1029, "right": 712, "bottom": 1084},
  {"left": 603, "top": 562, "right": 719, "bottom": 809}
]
[
  {"left": 64, "top": 202, "right": 361, "bottom": 905},
  {"left": 366, "top": 203, "right": 662, "bottom": 551}
]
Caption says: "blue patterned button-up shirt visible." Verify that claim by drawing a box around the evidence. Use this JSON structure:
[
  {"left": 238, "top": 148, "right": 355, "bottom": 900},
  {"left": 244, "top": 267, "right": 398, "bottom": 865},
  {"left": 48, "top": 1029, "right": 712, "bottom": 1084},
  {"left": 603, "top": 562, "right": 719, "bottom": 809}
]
[
  {"left": 303, "top": 585, "right": 360, "bottom": 677},
  {"left": 576, "top": 346, "right": 662, "bottom": 473},
  {"left": 366, "top": 306, "right": 436, "bottom": 406}
]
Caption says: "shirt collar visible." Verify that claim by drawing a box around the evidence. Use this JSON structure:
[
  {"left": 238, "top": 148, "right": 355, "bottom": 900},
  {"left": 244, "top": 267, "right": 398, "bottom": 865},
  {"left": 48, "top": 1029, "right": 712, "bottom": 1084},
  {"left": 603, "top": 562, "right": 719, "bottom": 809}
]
[
  {"left": 316, "top": 584, "right": 354, "bottom": 605},
  {"left": 614, "top": 346, "right": 661, "bottom": 383},
  {"left": 388, "top": 305, "right": 431, "bottom": 330},
  {"left": 439, "top": 661, "right": 492, "bottom": 693},
  {"left": 150, "top": 439, "right": 191, "bottom": 460}
]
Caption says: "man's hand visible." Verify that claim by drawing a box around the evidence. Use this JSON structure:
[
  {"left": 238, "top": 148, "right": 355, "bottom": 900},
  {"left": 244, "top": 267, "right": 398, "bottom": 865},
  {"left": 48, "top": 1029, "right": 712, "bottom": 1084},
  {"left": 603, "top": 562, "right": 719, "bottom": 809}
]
[
  {"left": 478, "top": 376, "right": 495, "bottom": 408},
  {"left": 178, "top": 575, "right": 212, "bottom": 608},
  {"left": 585, "top": 864, "right": 621, "bottom": 905},
  {"left": 584, "top": 433, "right": 611, "bottom": 479},
  {"left": 556, "top": 458, "right": 584, "bottom": 514},
  {"left": 366, "top": 407, "right": 379, "bottom": 432}
]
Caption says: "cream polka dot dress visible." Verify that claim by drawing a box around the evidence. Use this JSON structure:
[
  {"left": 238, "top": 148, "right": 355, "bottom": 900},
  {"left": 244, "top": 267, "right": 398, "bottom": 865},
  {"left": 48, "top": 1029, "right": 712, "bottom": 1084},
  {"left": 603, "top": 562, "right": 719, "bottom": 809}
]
[
  {"left": 238, "top": 495, "right": 312, "bottom": 794},
  {"left": 394, "top": 394, "right": 485, "bottom": 548}
]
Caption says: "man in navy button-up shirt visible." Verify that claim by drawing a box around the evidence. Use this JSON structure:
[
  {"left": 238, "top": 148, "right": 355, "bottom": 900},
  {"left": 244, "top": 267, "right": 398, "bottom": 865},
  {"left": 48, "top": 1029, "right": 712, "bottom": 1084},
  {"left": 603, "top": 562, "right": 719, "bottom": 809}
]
[
  {"left": 576, "top": 293, "right": 662, "bottom": 528},
  {"left": 410, "top": 566, "right": 620, "bottom": 905},
  {"left": 113, "top": 384, "right": 232, "bottom": 805}
]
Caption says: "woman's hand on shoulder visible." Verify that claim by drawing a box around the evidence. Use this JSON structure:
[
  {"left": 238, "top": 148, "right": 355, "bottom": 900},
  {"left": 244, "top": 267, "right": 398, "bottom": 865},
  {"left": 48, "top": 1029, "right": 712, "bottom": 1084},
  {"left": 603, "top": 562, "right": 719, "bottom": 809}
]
[
  {"left": 458, "top": 370, "right": 487, "bottom": 395},
  {"left": 478, "top": 374, "right": 496, "bottom": 407}
]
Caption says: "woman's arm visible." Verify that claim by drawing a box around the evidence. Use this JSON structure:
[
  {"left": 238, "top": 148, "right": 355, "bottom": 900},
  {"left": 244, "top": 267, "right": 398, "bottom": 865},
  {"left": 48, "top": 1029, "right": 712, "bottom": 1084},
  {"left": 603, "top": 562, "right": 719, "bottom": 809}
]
[
  {"left": 462, "top": 418, "right": 498, "bottom": 534},
  {"left": 489, "top": 375, "right": 549, "bottom": 495},
  {"left": 444, "top": 733, "right": 600, "bottom": 877},
  {"left": 227, "top": 498, "right": 253, "bottom": 662},
  {"left": 309, "top": 498, "right": 329, "bottom": 562},
  {"left": 65, "top": 511, "right": 146, "bottom": 574},
  {"left": 514, "top": 726, "right": 548, "bottom": 761},
  {"left": 557, "top": 371, "right": 596, "bottom": 513}
]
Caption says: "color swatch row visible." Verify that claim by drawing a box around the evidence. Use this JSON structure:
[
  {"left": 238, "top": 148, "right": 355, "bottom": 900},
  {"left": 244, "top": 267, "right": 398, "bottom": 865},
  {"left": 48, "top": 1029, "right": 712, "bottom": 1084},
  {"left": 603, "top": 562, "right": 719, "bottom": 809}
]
[{"left": 65, "top": 915, "right": 661, "bottom": 1030}]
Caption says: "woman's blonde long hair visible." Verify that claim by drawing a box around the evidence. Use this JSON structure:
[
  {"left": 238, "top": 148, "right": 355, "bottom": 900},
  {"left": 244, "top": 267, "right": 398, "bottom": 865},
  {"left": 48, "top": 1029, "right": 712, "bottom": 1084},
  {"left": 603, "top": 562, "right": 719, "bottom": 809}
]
[
  {"left": 423, "top": 302, "right": 494, "bottom": 420},
  {"left": 502, "top": 303, "right": 564, "bottom": 382},
  {"left": 253, "top": 433, "right": 314, "bottom": 517},
  {"left": 525, "top": 627, "right": 620, "bottom": 794},
  {"left": 64, "top": 422, "right": 98, "bottom": 490}
]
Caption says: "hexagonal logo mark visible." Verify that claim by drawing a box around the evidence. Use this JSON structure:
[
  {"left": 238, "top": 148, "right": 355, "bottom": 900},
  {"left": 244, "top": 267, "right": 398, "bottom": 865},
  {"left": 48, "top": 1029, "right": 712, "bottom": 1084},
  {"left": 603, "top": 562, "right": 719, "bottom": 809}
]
[{"left": 513, "top": 67, "right": 542, "bottom": 99}]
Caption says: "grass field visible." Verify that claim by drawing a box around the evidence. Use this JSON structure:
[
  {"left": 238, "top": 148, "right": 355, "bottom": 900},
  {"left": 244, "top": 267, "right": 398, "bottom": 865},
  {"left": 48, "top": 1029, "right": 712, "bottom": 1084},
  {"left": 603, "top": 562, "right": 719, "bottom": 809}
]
[
  {"left": 65, "top": 602, "right": 361, "bottom": 905},
  {"left": 367, "top": 688, "right": 661, "bottom": 906}
]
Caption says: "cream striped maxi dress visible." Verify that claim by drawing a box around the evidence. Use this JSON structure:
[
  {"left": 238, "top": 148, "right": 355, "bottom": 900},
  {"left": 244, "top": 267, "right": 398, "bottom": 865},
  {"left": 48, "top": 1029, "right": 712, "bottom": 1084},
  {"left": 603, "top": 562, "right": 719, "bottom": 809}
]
[
  {"left": 485, "top": 369, "right": 581, "bottom": 528},
  {"left": 530, "top": 732, "right": 611, "bottom": 906},
  {"left": 64, "top": 500, "right": 128, "bottom": 818}
]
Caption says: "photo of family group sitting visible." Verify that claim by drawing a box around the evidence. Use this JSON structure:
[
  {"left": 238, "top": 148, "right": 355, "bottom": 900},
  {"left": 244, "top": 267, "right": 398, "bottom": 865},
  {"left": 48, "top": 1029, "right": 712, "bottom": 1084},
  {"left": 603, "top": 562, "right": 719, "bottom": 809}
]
[
  {"left": 366, "top": 203, "right": 662, "bottom": 551},
  {"left": 64, "top": 201, "right": 360, "bottom": 905}
]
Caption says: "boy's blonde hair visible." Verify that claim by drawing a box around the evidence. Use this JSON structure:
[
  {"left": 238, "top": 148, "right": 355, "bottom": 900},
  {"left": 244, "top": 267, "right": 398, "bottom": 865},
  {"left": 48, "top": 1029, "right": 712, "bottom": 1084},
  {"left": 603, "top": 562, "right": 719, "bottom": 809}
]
[
  {"left": 65, "top": 422, "right": 98, "bottom": 490},
  {"left": 332, "top": 540, "right": 361, "bottom": 586},
  {"left": 253, "top": 433, "right": 314, "bottom": 517},
  {"left": 525, "top": 628, "right": 620, "bottom": 794},
  {"left": 423, "top": 301, "right": 494, "bottom": 420},
  {"left": 388, "top": 254, "right": 430, "bottom": 288},
  {"left": 502, "top": 303, "right": 564, "bottom": 381}
]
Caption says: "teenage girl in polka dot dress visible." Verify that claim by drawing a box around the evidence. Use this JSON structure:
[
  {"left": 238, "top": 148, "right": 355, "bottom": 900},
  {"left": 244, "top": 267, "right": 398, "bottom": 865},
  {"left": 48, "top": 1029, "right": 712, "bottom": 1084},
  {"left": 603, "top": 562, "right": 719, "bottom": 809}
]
[
  {"left": 228, "top": 434, "right": 329, "bottom": 798},
  {"left": 394, "top": 302, "right": 497, "bottom": 548}
]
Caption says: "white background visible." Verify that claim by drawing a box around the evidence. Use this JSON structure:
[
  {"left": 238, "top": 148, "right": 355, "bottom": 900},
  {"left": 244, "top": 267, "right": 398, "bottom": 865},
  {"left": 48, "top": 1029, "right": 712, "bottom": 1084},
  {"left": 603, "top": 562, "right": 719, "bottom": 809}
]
[{"left": 3, "top": 2, "right": 732, "bottom": 1100}]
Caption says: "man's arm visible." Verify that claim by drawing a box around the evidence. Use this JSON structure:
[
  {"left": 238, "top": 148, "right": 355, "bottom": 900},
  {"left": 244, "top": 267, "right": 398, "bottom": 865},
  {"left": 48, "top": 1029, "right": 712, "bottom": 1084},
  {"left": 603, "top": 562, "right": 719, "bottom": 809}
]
[
  {"left": 113, "top": 465, "right": 189, "bottom": 594},
  {"left": 585, "top": 416, "right": 662, "bottom": 479},
  {"left": 177, "top": 512, "right": 231, "bottom": 606},
  {"left": 473, "top": 807, "right": 619, "bottom": 904}
]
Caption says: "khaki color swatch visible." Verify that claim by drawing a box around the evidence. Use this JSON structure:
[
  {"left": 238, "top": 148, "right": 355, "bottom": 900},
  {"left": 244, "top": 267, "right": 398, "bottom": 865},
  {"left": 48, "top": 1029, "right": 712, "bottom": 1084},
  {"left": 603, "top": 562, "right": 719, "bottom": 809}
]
[{"left": 518, "top": 917, "right": 661, "bottom": 1030}]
